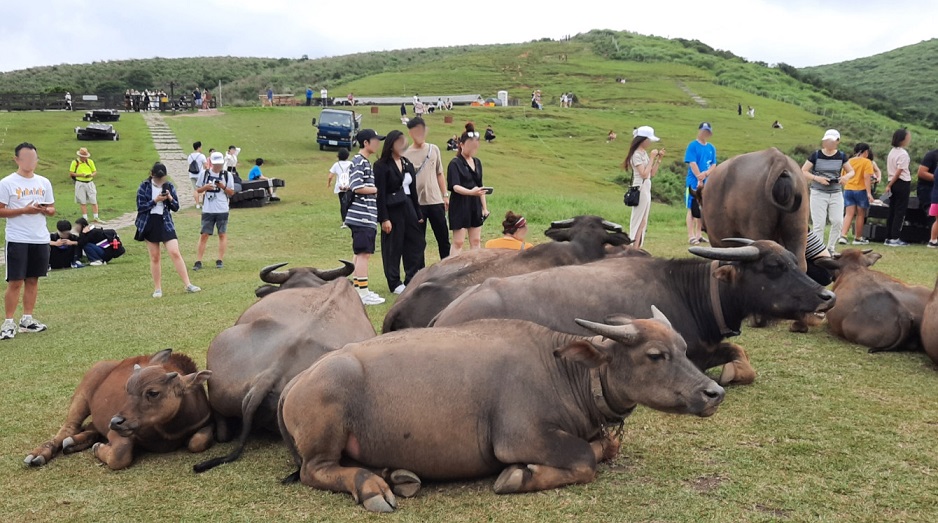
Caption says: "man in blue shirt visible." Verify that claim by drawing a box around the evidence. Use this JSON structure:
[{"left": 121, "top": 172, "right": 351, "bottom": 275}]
[
  {"left": 306, "top": 87, "right": 313, "bottom": 106},
  {"left": 684, "top": 122, "right": 717, "bottom": 244}
]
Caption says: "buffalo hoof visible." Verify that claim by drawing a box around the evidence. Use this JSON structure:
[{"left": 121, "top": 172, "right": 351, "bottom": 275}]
[
  {"left": 24, "top": 454, "right": 45, "bottom": 467},
  {"left": 62, "top": 437, "right": 76, "bottom": 453},
  {"left": 494, "top": 464, "right": 532, "bottom": 494},
  {"left": 749, "top": 316, "right": 770, "bottom": 328},
  {"left": 390, "top": 469, "right": 422, "bottom": 498},
  {"left": 789, "top": 320, "right": 809, "bottom": 333},
  {"left": 718, "top": 360, "right": 756, "bottom": 386},
  {"left": 361, "top": 492, "right": 397, "bottom": 513}
]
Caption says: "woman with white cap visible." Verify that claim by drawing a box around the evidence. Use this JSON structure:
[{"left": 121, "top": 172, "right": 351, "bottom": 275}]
[
  {"left": 801, "top": 129, "right": 855, "bottom": 253},
  {"left": 624, "top": 126, "right": 664, "bottom": 248}
]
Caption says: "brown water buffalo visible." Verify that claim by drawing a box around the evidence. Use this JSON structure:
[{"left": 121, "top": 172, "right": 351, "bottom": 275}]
[
  {"left": 815, "top": 250, "right": 931, "bottom": 352},
  {"left": 922, "top": 278, "right": 938, "bottom": 365},
  {"left": 694, "top": 148, "right": 808, "bottom": 271},
  {"left": 382, "top": 215, "right": 632, "bottom": 331},
  {"left": 25, "top": 349, "right": 213, "bottom": 470},
  {"left": 433, "top": 240, "right": 835, "bottom": 385},
  {"left": 255, "top": 260, "right": 355, "bottom": 298},
  {"left": 193, "top": 262, "right": 375, "bottom": 473},
  {"left": 279, "top": 312, "right": 724, "bottom": 512}
]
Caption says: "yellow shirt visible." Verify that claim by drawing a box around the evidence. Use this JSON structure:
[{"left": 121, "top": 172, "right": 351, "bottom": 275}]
[
  {"left": 844, "top": 157, "right": 873, "bottom": 191},
  {"left": 69, "top": 159, "right": 97, "bottom": 182},
  {"left": 485, "top": 237, "right": 534, "bottom": 251}
]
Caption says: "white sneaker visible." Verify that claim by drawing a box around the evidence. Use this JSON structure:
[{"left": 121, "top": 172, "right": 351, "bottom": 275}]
[
  {"left": 361, "top": 292, "right": 385, "bottom": 305},
  {"left": 18, "top": 317, "right": 47, "bottom": 333},
  {"left": 186, "top": 284, "right": 202, "bottom": 293},
  {"left": 393, "top": 284, "right": 406, "bottom": 295},
  {"left": 152, "top": 289, "right": 163, "bottom": 298},
  {"left": 89, "top": 260, "right": 106, "bottom": 266},
  {"left": 0, "top": 319, "right": 15, "bottom": 340}
]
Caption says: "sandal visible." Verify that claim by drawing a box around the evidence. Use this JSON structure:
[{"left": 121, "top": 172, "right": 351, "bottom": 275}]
[
  {"left": 697, "top": 237, "right": 709, "bottom": 243},
  {"left": 689, "top": 238, "right": 700, "bottom": 245}
]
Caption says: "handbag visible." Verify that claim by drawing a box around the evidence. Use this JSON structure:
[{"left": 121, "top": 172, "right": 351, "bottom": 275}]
[{"left": 624, "top": 185, "right": 641, "bottom": 207}]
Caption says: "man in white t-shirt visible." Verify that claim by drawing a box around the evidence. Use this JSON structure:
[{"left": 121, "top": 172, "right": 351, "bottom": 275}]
[
  {"left": 193, "top": 152, "right": 235, "bottom": 271},
  {"left": 0, "top": 143, "right": 56, "bottom": 340},
  {"left": 320, "top": 88, "right": 328, "bottom": 106},
  {"left": 187, "top": 141, "right": 208, "bottom": 209}
]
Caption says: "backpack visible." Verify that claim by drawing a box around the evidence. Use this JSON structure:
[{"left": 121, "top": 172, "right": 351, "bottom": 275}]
[
  {"left": 100, "top": 229, "right": 126, "bottom": 261},
  {"left": 188, "top": 154, "right": 201, "bottom": 175}
]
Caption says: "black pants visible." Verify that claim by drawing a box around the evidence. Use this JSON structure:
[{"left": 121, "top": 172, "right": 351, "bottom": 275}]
[
  {"left": 381, "top": 202, "right": 426, "bottom": 291},
  {"left": 421, "top": 203, "right": 450, "bottom": 261},
  {"left": 338, "top": 192, "right": 351, "bottom": 222},
  {"left": 306, "top": 97, "right": 312, "bottom": 106},
  {"left": 886, "top": 179, "right": 910, "bottom": 240}
]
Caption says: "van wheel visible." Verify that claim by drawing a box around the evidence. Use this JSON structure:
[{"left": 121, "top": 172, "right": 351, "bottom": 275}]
[{"left": 319, "top": 144, "right": 324, "bottom": 151}]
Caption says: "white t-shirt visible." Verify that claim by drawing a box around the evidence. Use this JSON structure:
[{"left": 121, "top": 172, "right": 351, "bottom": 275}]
[
  {"left": 224, "top": 148, "right": 241, "bottom": 170},
  {"left": 150, "top": 184, "right": 165, "bottom": 215},
  {"left": 330, "top": 160, "right": 352, "bottom": 194},
  {"left": 197, "top": 170, "right": 234, "bottom": 214},
  {"left": 321, "top": 89, "right": 328, "bottom": 99},
  {"left": 187, "top": 152, "right": 206, "bottom": 180},
  {"left": 0, "top": 172, "right": 55, "bottom": 244},
  {"left": 402, "top": 171, "right": 413, "bottom": 195}
]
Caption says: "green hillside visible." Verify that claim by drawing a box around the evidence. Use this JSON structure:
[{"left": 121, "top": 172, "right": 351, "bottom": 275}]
[{"left": 804, "top": 39, "right": 938, "bottom": 128}]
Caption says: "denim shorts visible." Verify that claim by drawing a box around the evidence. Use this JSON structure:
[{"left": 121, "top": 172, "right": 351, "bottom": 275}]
[
  {"left": 843, "top": 190, "right": 870, "bottom": 209},
  {"left": 200, "top": 212, "right": 229, "bottom": 235}
]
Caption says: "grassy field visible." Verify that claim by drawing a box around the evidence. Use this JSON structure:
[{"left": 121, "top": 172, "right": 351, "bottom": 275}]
[{"left": 1, "top": 99, "right": 937, "bottom": 522}]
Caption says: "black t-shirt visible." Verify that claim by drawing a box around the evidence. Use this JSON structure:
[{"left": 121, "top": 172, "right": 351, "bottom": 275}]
[{"left": 919, "top": 150, "right": 937, "bottom": 203}]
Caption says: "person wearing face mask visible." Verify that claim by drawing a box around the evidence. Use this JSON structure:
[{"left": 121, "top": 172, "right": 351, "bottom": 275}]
[
  {"left": 447, "top": 123, "right": 489, "bottom": 256},
  {"left": 374, "top": 130, "right": 425, "bottom": 295}
]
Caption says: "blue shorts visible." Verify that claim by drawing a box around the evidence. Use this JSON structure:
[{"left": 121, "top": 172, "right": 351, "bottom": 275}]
[{"left": 843, "top": 190, "right": 870, "bottom": 209}]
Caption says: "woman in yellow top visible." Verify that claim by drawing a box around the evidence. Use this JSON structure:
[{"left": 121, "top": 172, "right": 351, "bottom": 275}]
[
  {"left": 838, "top": 143, "right": 881, "bottom": 245},
  {"left": 69, "top": 147, "right": 100, "bottom": 222},
  {"left": 485, "top": 211, "right": 533, "bottom": 250}
]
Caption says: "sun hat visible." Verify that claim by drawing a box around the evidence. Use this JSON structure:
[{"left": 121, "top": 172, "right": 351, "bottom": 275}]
[
  {"left": 76, "top": 147, "right": 91, "bottom": 158},
  {"left": 633, "top": 126, "right": 661, "bottom": 142}
]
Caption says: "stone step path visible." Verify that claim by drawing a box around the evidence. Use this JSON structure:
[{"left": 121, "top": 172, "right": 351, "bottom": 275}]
[
  {"left": 1, "top": 113, "right": 192, "bottom": 265},
  {"left": 676, "top": 81, "right": 709, "bottom": 108}
]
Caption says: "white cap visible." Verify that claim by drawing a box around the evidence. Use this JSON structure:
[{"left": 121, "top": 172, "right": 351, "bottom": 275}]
[
  {"left": 633, "top": 126, "right": 660, "bottom": 142},
  {"left": 209, "top": 151, "right": 225, "bottom": 165},
  {"left": 822, "top": 129, "right": 840, "bottom": 142}
]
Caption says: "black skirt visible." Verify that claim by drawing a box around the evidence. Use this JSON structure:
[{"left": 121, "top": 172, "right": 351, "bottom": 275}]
[{"left": 137, "top": 214, "right": 177, "bottom": 243}]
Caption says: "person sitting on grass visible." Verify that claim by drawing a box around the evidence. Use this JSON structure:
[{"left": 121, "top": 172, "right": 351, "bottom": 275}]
[
  {"left": 485, "top": 211, "right": 533, "bottom": 251},
  {"left": 484, "top": 125, "right": 496, "bottom": 143},
  {"left": 49, "top": 220, "right": 82, "bottom": 269},
  {"left": 606, "top": 130, "right": 617, "bottom": 143},
  {"left": 446, "top": 135, "right": 459, "bottom": 152},
  {"left": 74, "top": 217, "right": 110, "bottom": 266},
  {"left": 248, "top": 158, "right": 279, "bottom": 201}
]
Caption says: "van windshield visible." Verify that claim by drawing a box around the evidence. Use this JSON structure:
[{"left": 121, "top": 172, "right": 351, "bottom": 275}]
[{"left": 321, "top": 111, "right": 352, "bottom": 128}]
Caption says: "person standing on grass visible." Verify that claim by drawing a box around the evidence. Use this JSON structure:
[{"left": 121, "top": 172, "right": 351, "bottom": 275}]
[
  {"left": 404, "top": 117, "right": 450, "bottom": 261},
  {"left": 266, "top": 87, "right": 274, "bottom": 107},
  {"left": 884, "top": 128, "right": 913, "bottom": 247},
  {"left": 134, "top": 162, "right": 199, "bottom": 298},
  {"left": 345, "top": 129, "right": 385, "bottom": 306},
  {"left": 306, "top": 87, "right": 313, "bottom": 106},
  {"left": 187, "top": 141, "right": 207, "bottom": 209},
  {"left": 328, "top": 148, "right": 353, "bottom": 227},
  {"left": 839, "top": 143, "right": 879, "bottom": 245},
  {"left": 628, "top": 126, "right": 664, "bottom": 249},
  {"left": 684, "top": 122, "right": 716, "bottom": 245},
  {"left": 0, "top": 143, "right": 56, "bottom": 340},
  {"left": 917, "top": 148, "right": 936, "bottom": 238},
  {"left": 448, "top": 123, "right": 489, "bottom": 256},
  {"left": 348, "top": 92, "right": 355, "bottom": 106},
  {"left": 193, "top": 87, "right": 202, "bottom": 110},
  {"left": 69, "top": 147, "right": 101, "bottom": 222},
  {"left": 802, "top": 129, "right": 855, "bottom": 253},
  {"left": 194, "top": 152, "right": 235, "bottom": 271},
  {"left": 321, "top": 87, "right": 328, "bottom": 107},
  {"left": 928, "top": 169, "right": 938, "bottom": 249},
  {"left": 375, "top": 130, "right": 426, "bottom": 295}
]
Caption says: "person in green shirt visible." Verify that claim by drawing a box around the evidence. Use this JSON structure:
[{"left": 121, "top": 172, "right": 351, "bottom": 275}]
[{"left": 69, "top": 147, "right": 100, "bottom": 222}]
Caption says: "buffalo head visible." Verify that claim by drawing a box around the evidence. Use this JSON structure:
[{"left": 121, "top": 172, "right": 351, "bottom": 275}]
[
  {"left": 690, "top": 239, "right": 836, "bottom": 318},
  {"left": 256, "top": 260, "right": 355, "bottom": 298},
  {"left": 814, "top": 249, "right": 881, "bottom": 280},
  {"left": 545, "top": 215, "right": 632, "bottom": 249}
]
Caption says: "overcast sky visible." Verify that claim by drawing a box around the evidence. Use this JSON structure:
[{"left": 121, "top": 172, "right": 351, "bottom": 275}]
[{"left": 1, "top": 0, "right": 935, "bottom": 72}]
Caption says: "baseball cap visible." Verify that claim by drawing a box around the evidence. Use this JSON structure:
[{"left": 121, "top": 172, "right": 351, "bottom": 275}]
[
  {"left": 209, "top": 151, "right": 225, "bottom": 164},
  {"left": 633, "top": 126, "right": 660, "bottom": 142},
  {"left": 699, "top": 122, "right": 713, "bottom": 132},
  {"left": 356, "top": 129, "right": 386, "bottom": 145},
  {"left": 822, "top": 129, "right": 841, "bottom": 142}
]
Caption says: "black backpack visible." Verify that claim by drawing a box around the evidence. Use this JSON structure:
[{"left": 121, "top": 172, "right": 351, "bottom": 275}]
[{"left": 188, "top": 155, "right": 201, "bottom": 175}]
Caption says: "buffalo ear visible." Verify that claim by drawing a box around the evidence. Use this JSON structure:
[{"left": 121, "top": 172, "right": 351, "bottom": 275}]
[
  {"left": 544, "top": 228, "right": 572, "bottom": 242},
  {"left": 149, "top": 348, "right": 173, "bottom": 365},
  {"left": 554, "top": 340, "right": 610, "bottom": 369},
  {"left": 713, "top": 265, "right": 737, "bottom": 283},
  {"left": 603, "top": 232, "right": 632, "bottom": 246},
  {"left": 180, "top": 370, "right": 212, "bottom": 391},
  {"left": 863, "top": 252, "right": 882, "bottom": 267}
]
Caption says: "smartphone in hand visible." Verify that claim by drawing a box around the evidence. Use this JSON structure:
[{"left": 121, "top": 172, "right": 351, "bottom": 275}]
[{"left": 482, "top": 187, "right": 494, "bottom": 195}]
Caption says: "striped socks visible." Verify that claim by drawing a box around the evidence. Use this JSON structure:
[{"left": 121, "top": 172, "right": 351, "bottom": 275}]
[{"left": 353, "top": 277, "right": 369, "bottom": 297}]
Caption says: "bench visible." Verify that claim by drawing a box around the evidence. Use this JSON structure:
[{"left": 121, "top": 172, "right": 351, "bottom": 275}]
[{"left": 258, "top": 94, "right": 299, "bottom": 107}]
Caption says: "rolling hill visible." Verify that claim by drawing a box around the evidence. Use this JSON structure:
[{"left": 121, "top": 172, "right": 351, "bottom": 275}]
[{"left": 803, "top": 39, "right": 938, "bottom": 129}]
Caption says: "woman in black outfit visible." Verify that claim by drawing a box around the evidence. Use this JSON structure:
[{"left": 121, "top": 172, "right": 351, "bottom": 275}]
[
  {"left": 447, "top": 122, "right": 489, "bottom": 256},
  {"left": 374, "top": 130, "right": 426, "bottom": 294}
]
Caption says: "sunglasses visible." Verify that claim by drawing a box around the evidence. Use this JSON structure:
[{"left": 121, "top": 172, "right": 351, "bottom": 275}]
[{"left": 465, "top": 132, "right": 480, "bottom": 138}]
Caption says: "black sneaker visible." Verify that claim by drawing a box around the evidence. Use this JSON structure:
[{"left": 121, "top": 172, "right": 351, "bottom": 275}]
[
  {"left": 193, "top": 261, "right": 203, "bottom": 271},
  {"left": 216, "top": 260, "right": 224, "bottom": 269},
  {"left": 928, "top": 241, "right": 938, "bottom": 249}
]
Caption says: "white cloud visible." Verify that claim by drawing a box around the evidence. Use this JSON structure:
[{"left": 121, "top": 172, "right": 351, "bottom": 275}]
[{"left": 1, "top": 0, "right": 934, "bottom": 72}]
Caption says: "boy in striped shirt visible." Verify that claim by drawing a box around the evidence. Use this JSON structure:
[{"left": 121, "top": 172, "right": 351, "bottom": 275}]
[{"left": 345, "top": 129, "right": 385, "bottom": 305}]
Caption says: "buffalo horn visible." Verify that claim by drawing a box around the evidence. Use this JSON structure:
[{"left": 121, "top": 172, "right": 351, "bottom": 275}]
[
  {"left": 689, "top": 246, "right": 761, "bottom": 262},
  {"left": 312, "top": 260, "right": 356, "bottom": 281},
  {"left": 259, "top": 262, "right": 290, "bottom": 284},
  {"left": 575, "top": 318, "right": 640, "bottom": 345},
  {"left": 650, "top": 305, "right": 673, "bottom": 330},
  {"left": 721, "top": 238, "right": 756, "bottom": 246},
  {"left": 165, "top": 372, "right": 178, "bottom": 380},
  {"left": 549, "top": 218, "right": 575, "bottom": 229},
  {"left": 601, "top": 220, "right": 623, "bottom": 232}
]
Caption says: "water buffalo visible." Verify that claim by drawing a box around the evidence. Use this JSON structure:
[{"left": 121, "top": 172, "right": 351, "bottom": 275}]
[
  {"left": 382, "top": 215, "right": 632, "bottom": 331},
  {"left": 25, "top": 349, "right": 213, "bottom": 470},
  {"left": 279, "top": 312, "right": 724, "bottom": 512},
  {"left": 922, "top": 278, "right": 938, "bottom": 365},
  {"left": 255, "top": 260, "right": 355, "bottom": 298},
  {"left": 193, "top": 262, "right": 375, "bottom": 473},
  {"left": 433, "top": 240, "right": 836, "bottom": 385},
  {"left": 816, "top": 250, "right": 931, "bottom": 352},
  {"left": 694, "top": 148, "right": 808, "bottom": 271}
]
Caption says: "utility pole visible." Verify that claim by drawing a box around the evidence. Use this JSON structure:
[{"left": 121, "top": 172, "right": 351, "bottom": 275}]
[{"left": 170, "top": 81, "right": 175, "bottom": 116}]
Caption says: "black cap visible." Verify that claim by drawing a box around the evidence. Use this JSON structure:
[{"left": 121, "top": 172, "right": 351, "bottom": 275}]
[
  {"left": 356, "top": 129, "right": 385, "bottom": 146},
  {"left": 151, "top": 162, "right": 168, "bottom": 178}
]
